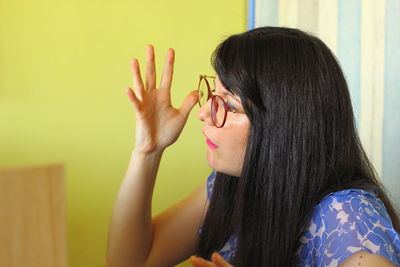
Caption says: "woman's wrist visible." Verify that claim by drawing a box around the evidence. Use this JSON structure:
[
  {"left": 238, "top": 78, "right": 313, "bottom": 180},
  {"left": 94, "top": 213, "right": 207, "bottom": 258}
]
[{"left": 132, "top": 146, "right": 165, "bottom": 160}]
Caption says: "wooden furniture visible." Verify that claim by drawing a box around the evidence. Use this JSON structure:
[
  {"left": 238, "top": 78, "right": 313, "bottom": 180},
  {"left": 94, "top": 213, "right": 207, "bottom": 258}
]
[{"left": 0, "top": 164, "right": 67, "bottom": 267}]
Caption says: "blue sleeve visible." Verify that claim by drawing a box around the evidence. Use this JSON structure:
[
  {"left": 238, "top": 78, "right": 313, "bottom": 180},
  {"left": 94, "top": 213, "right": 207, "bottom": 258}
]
[
  {"left": 315, "top": 191, "right": 400, "bottom": 266},
  {"left": 206, "top": 171, "right": 216, "bottom": 200}
]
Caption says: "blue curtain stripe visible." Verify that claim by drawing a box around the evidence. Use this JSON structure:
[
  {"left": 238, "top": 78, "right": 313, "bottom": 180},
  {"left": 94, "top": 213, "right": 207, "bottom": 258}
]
[
  {"left": 248, "top": 0, "right": 256, "bottom": 30},
  {"left": 337, "top": 0, "right": 361, "bottom": 127}
]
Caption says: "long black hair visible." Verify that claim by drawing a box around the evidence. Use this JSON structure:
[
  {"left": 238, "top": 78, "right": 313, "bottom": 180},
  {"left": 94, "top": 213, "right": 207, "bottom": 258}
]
[{"left": 197, "top": 27, "right": 400, "bottom": 266}]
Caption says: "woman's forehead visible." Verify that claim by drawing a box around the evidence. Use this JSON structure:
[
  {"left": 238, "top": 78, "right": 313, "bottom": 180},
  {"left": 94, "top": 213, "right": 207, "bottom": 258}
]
[{"left": 215, "top": 76, "right": 227, "bottom": 92}]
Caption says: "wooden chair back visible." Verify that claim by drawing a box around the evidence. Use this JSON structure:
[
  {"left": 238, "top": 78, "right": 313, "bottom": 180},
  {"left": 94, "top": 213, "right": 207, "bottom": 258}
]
[{"left": 0, "top": 164, "right": 67, "bottom": 267}]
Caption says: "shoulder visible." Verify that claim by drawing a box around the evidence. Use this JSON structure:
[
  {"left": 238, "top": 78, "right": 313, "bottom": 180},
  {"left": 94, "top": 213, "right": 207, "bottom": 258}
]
[
  {"left": 316, "top": 189, "right": 396, "bottom": 238},
  {"left": 295, "top": 189, "right": 400, "bottom": 266},
  {"left": 338, "top": 251, "right": 396, "bottom": 267}
]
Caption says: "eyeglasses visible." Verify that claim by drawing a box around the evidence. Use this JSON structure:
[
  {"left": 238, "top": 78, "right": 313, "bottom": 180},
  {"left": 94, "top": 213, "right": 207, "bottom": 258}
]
[{"left": 197, "top": 74, "right": 237, "bottom": 128}]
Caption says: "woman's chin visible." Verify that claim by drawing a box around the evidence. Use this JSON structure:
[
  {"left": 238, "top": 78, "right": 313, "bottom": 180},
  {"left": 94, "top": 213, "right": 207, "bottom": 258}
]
[
  {"left": 206, "top": 149, "right": 242, "bottom": 177},
  {"left": 206, "top": 150, "right": 217, "bottom": 170}
]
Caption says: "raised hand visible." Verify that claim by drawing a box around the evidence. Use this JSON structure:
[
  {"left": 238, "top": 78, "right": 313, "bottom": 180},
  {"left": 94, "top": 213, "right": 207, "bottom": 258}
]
[
  {"left": 125, "top": 45, "right": 198, "bottom": 154},
  {"left": 189, "top": 253, "right": 234, "bottom": 267}
]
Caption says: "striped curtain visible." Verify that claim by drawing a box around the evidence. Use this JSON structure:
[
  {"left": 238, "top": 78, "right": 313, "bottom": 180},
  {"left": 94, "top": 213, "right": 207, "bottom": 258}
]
[{"left": 248, "top": 0, "right": 400, "bottom": 206}]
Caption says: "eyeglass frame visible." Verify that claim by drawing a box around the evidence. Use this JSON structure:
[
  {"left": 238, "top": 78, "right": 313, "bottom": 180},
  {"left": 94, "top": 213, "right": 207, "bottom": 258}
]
[{"left": 197, "top": 74, "right": 237, "bottom": 128}]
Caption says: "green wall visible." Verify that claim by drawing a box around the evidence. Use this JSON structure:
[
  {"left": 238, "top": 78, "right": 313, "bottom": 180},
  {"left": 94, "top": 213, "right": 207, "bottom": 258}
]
[{"left": 0, "top": 0, "right": 246, "bottom": 266}]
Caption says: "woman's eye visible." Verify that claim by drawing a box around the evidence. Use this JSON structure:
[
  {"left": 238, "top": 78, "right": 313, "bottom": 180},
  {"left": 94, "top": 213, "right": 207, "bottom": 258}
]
[{"left": 226, "top": 101, "right": 237, "bottom": 112}]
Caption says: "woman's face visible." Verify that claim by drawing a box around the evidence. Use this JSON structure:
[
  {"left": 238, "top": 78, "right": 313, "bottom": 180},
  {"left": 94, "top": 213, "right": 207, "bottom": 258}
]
[{"left": 198, "top": 76, "right": 250, "bottom": 177}]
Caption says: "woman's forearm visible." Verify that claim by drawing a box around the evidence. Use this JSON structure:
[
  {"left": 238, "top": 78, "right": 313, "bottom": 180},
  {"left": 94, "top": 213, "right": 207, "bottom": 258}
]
[
  {"left": 107, "top": 45, "right": 197, "bottom": 267},
  {"left": 106, "top": 149, "right": 164, "bottom": 267}
]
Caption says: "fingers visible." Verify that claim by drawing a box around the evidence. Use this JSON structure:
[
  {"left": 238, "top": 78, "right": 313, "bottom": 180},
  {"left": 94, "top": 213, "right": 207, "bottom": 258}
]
[
  {"left": 160, "top": 48, "right": 175, "bottom": 90},
  {"left": 179, "top": 90, "right": 199, "bottom": 118},
  {"left": 125, "top": 87, "right": 140, "bottom": 110},
  {"left": 131, "top": 59, "right": 145, "bottom": 100},
  {"left": 188, "top": 253, "right": 233, "bottom": 267},
  {"left": 145, "top": 45, "right": 156, "bottom": 90},
  {"left": 211, "top": 253, "right": 234, "bottom": 267},
  {"left": 189, "top": 256, "right": 217, "bottom": 267}
]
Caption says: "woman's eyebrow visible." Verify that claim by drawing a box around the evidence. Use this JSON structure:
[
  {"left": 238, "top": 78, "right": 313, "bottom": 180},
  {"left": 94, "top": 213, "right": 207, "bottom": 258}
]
[{"left": 214, "top": 78, "right": 241, "bottom": 104}]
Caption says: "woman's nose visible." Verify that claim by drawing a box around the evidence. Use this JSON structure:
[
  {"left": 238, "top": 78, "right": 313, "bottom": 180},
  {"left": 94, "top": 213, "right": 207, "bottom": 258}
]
[{"left": 197, "top": 99, "right": 213, "bottom": 125}]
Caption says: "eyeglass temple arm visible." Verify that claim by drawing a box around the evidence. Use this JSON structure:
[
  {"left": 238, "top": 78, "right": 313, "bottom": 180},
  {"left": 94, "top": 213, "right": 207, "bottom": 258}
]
[{"left": 199, "top": 74, "right": 216, "bottom": 79}]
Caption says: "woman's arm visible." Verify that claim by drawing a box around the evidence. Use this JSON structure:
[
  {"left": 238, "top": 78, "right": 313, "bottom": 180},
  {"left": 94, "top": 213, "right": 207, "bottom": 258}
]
[
  {"left": 339, "top": 251, "right": 396, "bottom": 267},
  {"left": 107, "top": 150, "right": 209, "bottom": 267},
  {"left": 106, "top": 150, "right": 163, "bottom": 267},
  {"left": 106, "top": 46, "right": 199, "bottom": 267}
]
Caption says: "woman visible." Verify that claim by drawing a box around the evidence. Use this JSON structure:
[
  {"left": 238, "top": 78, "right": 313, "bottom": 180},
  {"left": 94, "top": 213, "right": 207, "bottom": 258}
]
[{"left": 106, "top": 27, "right": 400, "bottom": 267}]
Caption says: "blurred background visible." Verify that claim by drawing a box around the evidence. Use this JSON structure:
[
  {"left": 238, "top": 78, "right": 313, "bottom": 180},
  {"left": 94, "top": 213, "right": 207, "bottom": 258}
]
[
  {"left": 0, "top": 0, "right": 398, "bottom": 266},
  {"left": 0, "top": 0, "right": 245, "bottom": 266}
]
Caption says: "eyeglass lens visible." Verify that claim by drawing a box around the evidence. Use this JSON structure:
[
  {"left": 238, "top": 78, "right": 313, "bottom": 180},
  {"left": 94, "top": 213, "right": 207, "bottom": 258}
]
[
  {"left": 198, "top": 77, "right": 210, "bottom": 106},
  {"left": 211, "top": 96, "right": 226, "bottom": 127},
  {"left": 198, "top": 77, "right": 227, "bottom": 127}
]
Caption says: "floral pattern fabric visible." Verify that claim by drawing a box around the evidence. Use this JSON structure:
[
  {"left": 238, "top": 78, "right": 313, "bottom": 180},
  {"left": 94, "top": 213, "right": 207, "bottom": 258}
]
[{"left": 203, "top": 171, "right": 400, "bottom": 266}]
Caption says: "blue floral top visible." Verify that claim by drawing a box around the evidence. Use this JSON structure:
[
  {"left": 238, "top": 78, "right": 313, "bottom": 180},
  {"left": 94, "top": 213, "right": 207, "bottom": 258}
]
[{"left": 202, "top": 171, "right": 400, "bottom": 266}]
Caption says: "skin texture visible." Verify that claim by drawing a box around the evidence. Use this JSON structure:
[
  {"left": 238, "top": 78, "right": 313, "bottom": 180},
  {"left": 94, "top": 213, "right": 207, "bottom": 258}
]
[
  {"left": 338, "top": 251, "right": 396, "bottom": 267},
  {"left": 197, "top": 77, "right": 250, "bottom": 177},
  {"left": 189, "top": 253, "right": 233, "bottom": 267}
]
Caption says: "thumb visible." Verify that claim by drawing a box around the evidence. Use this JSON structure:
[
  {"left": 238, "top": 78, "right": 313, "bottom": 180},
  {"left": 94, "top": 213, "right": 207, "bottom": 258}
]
[{"left": 179, "top": 90, "right": 199, "bottom": 118}]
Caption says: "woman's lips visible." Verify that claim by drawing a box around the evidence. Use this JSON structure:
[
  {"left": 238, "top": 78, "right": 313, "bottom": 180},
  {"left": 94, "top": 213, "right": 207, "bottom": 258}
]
[
  {"left": 203, "top": 131, "right": 218, "bottom": 149},
  {"left": 206, "top": 138, "right": 218, "bottom": 149}
]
